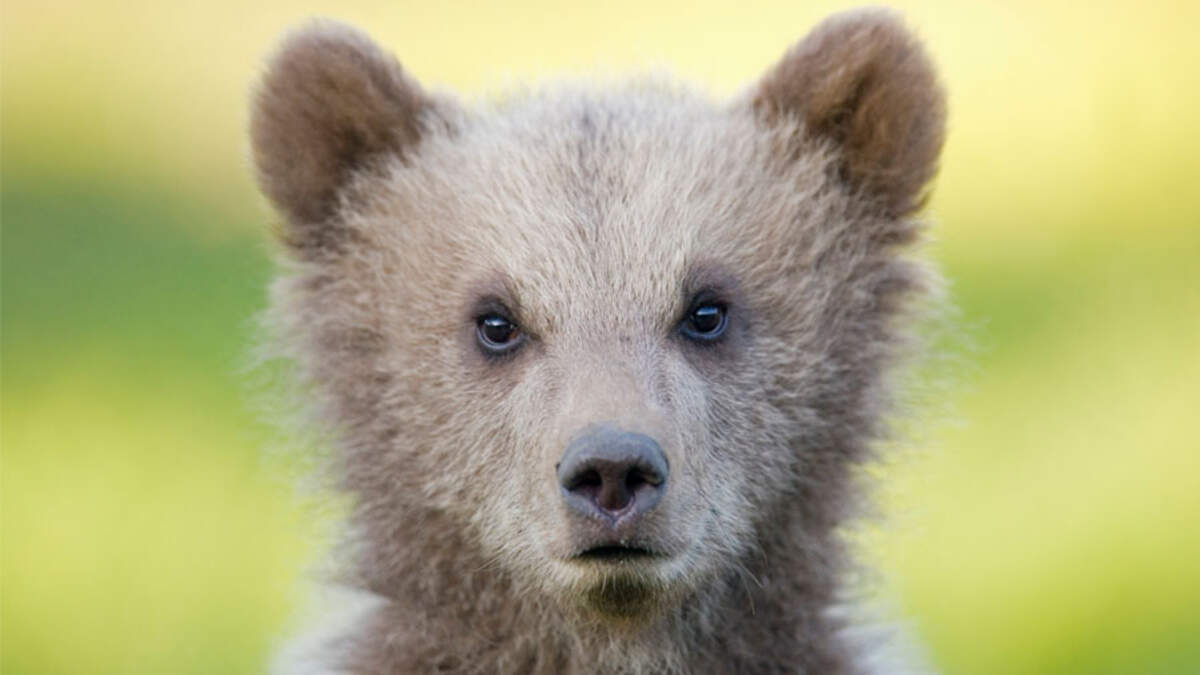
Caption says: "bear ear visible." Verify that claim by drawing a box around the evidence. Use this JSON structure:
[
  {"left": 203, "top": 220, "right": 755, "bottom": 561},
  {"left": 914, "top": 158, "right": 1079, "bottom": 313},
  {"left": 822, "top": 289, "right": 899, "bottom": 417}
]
[
  {"left": 251, "top": 20, "right": 437, "bottom": 239},
  {"left": 752, "top": 8, "right": 946, "bottom": 217}
]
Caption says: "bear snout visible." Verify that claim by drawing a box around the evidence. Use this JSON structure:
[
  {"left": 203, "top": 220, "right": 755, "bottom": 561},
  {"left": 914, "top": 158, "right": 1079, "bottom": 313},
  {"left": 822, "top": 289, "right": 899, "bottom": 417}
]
[{"left": 557, "top": 426, "right": 668, "bottom": 530}]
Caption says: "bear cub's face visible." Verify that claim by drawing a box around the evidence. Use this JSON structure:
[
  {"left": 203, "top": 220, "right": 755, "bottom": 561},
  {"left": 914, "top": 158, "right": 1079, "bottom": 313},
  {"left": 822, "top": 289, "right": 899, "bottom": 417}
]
[{"left": 253, "top": 9, "right": 944, "bottom": 622}]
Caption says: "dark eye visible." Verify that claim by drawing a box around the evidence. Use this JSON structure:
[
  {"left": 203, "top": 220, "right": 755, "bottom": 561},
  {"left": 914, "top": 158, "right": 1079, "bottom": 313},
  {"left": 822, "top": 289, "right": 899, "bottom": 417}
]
[
  {"left": 680, "top": 302, "right": 728, "bottom": 342},
  {"left": 476, "top": 314, "right": 523, "bottom": 355}
]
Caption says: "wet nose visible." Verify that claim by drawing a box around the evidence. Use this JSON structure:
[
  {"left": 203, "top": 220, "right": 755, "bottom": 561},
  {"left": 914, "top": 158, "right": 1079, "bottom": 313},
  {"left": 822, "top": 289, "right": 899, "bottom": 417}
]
[{"left": 557, "top": 427, "right": 668, "bottom": 523}]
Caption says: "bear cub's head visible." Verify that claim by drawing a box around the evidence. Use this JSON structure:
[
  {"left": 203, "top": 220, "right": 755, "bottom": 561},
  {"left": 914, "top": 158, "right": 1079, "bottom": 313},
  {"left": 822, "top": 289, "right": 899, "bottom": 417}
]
[{"left": 253, "top": 8, "right": 944, "bottom": 627}]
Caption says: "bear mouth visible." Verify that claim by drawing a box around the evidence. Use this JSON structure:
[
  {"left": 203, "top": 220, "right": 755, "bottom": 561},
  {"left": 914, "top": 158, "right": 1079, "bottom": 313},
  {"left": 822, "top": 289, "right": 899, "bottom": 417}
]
[{"left": 574, "top": 545, "right": 659, "bottom": 562}]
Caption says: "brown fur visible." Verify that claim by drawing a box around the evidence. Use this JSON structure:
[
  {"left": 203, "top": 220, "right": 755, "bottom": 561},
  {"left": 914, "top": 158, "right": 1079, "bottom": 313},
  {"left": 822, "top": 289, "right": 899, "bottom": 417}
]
[
  {"left": 754, "top": 10, "right": 946, "bottom": 218},
  {"left": 253, "top": 8, "right": 946, "bottom": 674},
  {"left": 251, "top": 22, "right": 442, "bottom": 236}
]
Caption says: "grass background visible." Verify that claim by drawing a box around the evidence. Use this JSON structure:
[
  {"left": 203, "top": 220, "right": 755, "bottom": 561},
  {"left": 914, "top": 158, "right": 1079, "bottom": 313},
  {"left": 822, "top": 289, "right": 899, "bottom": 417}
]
[{"left": 3, "top": 1, "right": 1198, "bottom": 673}]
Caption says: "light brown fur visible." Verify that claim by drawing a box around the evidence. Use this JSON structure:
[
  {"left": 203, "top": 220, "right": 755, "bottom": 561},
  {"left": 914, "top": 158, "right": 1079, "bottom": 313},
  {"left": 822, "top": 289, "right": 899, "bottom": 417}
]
[{"left": 252, "top": 8, "right": 945, "bottom": 674}]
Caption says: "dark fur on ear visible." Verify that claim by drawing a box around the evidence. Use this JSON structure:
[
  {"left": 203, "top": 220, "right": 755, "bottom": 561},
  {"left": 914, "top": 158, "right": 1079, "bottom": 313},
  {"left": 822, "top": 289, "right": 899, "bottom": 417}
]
[
  {"left": 754, "top": 8, "right": 946, "bottom": 217},
  {"left": 251, "top": 20, "right": 431, "bottom": 244}
]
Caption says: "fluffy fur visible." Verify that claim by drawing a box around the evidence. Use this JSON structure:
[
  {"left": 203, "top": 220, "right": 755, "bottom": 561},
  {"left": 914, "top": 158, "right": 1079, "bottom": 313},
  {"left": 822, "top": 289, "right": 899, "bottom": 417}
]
[{"left": 252, "top": 8, "right": 946, "bottom": 674}]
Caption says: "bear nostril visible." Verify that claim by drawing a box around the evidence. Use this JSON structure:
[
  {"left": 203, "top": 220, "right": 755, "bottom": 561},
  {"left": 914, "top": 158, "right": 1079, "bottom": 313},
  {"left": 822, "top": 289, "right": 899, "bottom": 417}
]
[
  {"left": 557, "top": 427, "right": 669, "bottom": 523},
  {"left": 570, "top": 469, "right": 603, "bottom": 491}
]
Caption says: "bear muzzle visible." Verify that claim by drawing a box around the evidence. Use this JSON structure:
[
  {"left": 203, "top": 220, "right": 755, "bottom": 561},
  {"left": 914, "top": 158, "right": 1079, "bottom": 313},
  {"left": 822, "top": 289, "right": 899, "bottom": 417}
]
[{"left": 556, "top": 426, "right": 670, "bottom": 561}]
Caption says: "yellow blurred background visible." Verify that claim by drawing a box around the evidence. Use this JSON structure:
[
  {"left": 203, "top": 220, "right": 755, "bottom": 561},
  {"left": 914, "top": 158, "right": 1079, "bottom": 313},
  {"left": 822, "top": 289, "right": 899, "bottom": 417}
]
[{"left": 3, "top": 1, "right": 1197, "bottom": 673}]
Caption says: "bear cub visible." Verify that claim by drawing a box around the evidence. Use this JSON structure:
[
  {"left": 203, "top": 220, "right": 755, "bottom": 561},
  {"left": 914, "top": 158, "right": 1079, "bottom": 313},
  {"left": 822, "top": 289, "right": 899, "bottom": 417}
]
[{"left": 252, "top": 7, "right": 946, "bottom": 674}]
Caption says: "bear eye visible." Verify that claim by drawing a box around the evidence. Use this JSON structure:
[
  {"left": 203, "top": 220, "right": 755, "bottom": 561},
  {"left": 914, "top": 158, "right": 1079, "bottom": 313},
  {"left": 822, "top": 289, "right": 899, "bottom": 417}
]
[
  {"left": 476, "top": 314, "right": 523, "bottom": 355},
  {"left": 680, "top": 301, "right": 728, "bottom": 342}
]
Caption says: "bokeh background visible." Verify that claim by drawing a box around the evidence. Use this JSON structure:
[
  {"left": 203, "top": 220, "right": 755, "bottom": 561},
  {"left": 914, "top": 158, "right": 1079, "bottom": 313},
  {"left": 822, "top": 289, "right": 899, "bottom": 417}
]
[{"left": 3, "top": 1, "right": 1198, "bottom": 673}]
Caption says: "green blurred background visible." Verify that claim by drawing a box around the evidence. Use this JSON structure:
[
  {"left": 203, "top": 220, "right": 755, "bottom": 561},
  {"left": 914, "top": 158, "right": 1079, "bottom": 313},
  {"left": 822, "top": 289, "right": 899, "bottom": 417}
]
[{"left": 3, "top": 1, "right": 1198, "bottom": 673}]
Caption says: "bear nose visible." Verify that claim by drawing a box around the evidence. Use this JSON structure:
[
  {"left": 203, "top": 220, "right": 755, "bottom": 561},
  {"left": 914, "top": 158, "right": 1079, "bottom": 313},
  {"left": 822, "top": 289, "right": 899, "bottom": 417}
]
[{"left": 557, "top": 427, "right": 668, "bottom": 523}]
